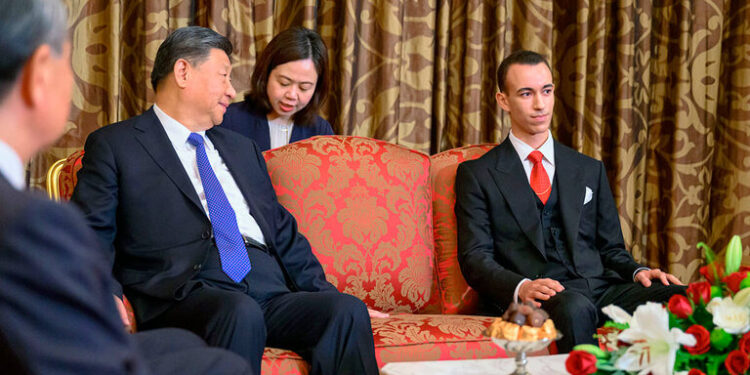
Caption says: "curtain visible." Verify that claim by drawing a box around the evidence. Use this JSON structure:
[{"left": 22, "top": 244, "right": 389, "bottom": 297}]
[{"left": 36, "top": 0, "right": 750, "bottom": 282}]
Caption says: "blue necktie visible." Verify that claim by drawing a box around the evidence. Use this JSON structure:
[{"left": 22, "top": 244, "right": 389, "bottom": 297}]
[{"left": 187, "top": 133, "right": 251, "bottom": 282}]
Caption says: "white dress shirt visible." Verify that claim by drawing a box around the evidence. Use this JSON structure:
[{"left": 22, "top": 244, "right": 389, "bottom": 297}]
[
  {"left": 508, "top": 130, "right": 556, "bottom": 183},
  {"left": 153, "top": 104, "right": 266, "bottom": 245},
  {"left": 0, "top": 139, "right": 25, "bottom": 191},
  {"left": 268, "top": 116, "right": 294, "bottom": 149}
]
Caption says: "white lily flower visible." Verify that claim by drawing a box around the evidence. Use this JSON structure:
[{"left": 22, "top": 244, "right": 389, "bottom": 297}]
[
  {"left": 602, "top": 304, "right": 632, "bottom": 324},
  {"left": 614, "top": 302, "right": 696, "bottom": 375},
  {"left": 734, "top": 288, "right": 750, "bottom": 307},
  {"left": 706, "top": 296, "right": 750, "bottom": 334}
]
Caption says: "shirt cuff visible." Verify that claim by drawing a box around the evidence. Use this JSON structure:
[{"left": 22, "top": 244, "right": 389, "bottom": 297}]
[
  {"left": 632, "top": 267, "right": 650, "bottom": 281},
  {"left": 513, "top": 278, "right": 531, "bottom": 303}
]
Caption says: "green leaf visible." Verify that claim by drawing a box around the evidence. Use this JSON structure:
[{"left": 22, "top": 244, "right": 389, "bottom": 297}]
[
  {"left": 706, "top": 353, "right": 728, "bottom": 375},
  {"left": 698, "top": 241, "right": 716, "bottom": 263},
  {"left": 725, "top": 235, "right": 743, "bottom": 274},
  {"left": 602, "top": 321, "right": 628, "bottom": 330},
  {"left": 596, "top": 361, "right": 618, "bottom": 371},
  {"left": 573, "top": 344, "right": 608, "bottom": 359},
  {"left": 691, "top": 305, "right": 715, "bottom": 329}
]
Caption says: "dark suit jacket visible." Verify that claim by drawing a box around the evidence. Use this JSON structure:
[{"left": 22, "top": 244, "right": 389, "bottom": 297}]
[
  {"left": 0, "top": 175, "right": 148, "bottom": 375},
  {"left": 455, "top": 138, "right": 642, "bottom": 311},
  {"left": 71, "top": 107, "right": 336, "bottom": 323},
  {"left": 221, "top": 101, "right": 334, "bottom": 151}
]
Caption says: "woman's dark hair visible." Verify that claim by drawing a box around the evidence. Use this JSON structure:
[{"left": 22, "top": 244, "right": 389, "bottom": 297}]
[{"left": 245, "top": 27, "right": 329, "bottom": 127}]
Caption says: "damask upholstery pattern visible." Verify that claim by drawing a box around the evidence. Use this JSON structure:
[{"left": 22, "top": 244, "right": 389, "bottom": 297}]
[
  {"left": 430, "top": 144, "right": 497, "bottom": 314},
  {"left": 264, "top": 136, "right": 434, "bottom": 313},
  {"left": 263, "top": 136, "right": 506, "bottom": 371}
]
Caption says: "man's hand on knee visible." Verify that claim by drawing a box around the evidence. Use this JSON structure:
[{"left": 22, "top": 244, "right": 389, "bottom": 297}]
[
  {"left": 518, "top": 278, "right": 565, "bottom": 307},
  {"left": 634, "top": 268, "right": 683, "bottom": 287}
]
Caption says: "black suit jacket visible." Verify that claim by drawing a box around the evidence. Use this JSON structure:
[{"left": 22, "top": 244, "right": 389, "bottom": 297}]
[
  {"left": 455, "top": 138, "right": 642, "bottom": 310},
  {"left": 71, "top": 107, "right": 336, "bottom": 322},
  {"left": 221, "top": 101, "right": 334, "bottom": 152},
  {"left": 0, "top": 175, "right": 148, "bottom": 374}
]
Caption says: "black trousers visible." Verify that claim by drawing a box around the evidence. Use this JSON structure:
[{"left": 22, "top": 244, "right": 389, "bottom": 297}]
[
  {"left": 139, "top": 245, "right": 378, "bottom": 375},
  {"left": 134, "top": 328, "right": 251, "bottom": 375},
  {"left": 540, "top": 280, "right": 686, "bottom": 352}
]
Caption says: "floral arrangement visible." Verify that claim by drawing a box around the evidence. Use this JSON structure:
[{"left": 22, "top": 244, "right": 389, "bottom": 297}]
[{"left": 566, "top": 235, "right": 750, "bottom": 375}]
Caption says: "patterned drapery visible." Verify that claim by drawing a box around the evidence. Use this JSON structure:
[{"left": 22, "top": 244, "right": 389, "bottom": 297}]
[{"left": 36, "top": 0, "right": 750, "bottom": 282}]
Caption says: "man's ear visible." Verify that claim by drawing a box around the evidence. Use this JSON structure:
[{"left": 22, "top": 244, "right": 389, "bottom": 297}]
[
  {"left": 172, "top": 58, "right": 191, "bottom": 89},
  {"left": 19, "top": 44, "right": 53, "bottom": 108},
  {"left": 496, "top": 91, "right": 510, "bottom": 112}
]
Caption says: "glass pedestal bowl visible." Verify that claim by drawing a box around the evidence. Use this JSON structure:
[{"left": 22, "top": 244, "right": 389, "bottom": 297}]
[{"left": 485, "top": 331, "right": 562, "bottom": 375}]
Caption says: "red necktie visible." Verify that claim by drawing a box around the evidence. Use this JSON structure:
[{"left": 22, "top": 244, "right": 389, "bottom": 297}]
[{"left": 528, "top": 150, "right": 551, "bottom": 204}]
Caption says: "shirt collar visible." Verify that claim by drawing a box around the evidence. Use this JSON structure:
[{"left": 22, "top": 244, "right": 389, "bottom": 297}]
[
  {"left": 508, "top": 129, "right": 555, "bottom": 166},
  {"left": 0, "top": 139, "right": 25, "bottom": 190},
  {"left": 153, "top": 104, "right": 213, "bottom": 150}
]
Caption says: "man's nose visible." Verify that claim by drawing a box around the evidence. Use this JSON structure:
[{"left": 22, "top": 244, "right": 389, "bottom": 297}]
[
  {"left": 227, "top": 81, "right": 237, "bottom": 99},
  {"left": 533, "top": 94, "right": 544, "bottom": 109}
]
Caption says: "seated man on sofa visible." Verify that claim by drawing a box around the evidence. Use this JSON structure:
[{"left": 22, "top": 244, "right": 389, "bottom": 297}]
[
  {"left": 71, "top": 26, "right": 379, "bottom": 375},
  {"left": 455, "top": 50, "right": 686, "bottom": 352},
  {"left": 0, "top": 1, "right": 251, "bottom": 374}
]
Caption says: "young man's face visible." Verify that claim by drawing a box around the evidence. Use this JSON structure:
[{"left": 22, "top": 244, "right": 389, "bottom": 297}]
[{"left": 496, "top": 62, "right": 555, "bottom": 146}]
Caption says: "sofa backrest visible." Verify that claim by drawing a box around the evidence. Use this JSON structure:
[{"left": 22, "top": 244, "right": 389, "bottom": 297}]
[
  {"left": 430, "top": 144, "right": 496, "bottom": 314},
  {"left": 263, "top": 136, "right": 435, "bottom": 314}
]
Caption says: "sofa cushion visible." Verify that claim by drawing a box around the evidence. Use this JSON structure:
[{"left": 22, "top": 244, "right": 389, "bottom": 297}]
[
  {"left": 373, "top": 314, "right": 504, "bottom": 366},
  {"left": 260, "top": 314, "right": 505, "bottom": 373},
  {"left": 430, "top": 144, "right": 497, "bottom": 314},
  {"left": 261, "top": 348, "right": 308, "bottom": 375},
  {"left": 263, "top": 136, "right": 434, "bottom": 313}
]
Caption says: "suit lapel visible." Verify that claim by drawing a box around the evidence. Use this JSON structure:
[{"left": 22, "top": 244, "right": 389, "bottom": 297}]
[
  {"left": 488, "top": 140, "right": 546, "bottom": 258},
  {"left": 554, "top": 141, "right": 586, "bottom": 264},
  {"left": 256, "top": 118, "right": 272, "bottom": 151},
  {"left": 133, "top": 108, "right": 204, "bottom": 213}
]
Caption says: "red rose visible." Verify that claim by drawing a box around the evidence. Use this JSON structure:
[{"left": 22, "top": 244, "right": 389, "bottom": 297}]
[
  {"left": 740, "top": 332, "right": 750, "bottom": 355},
  {"left": 565, "top": 350, "right": 598, "bottom": 375},
  {"left": 725, "top": 350, "right": 750, "bottom": 375},
  {"left": 687, "top": 281, "right": 712, "bottom": 304},
  {"left": 684, "top": 325, "right": 711, "bottom": 354},
  {"left": 668, "top": 294, "right": 693, "bottom": 319},
  {"left": 688, "top": 369, "right": 706, "bottom": 375},
  {"left": 700, "top": 264, "right": 724, "bottom": 284},
  {"left": 723, "top": 271, "right": 749, "bottom": 293}
]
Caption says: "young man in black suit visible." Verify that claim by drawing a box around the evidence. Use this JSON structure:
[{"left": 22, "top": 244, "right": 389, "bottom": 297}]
[
  {"left": 0, "top": 1, "right": 251, "bottom": 374},
  {"left": 455, "top": 50, "right": 686, "bottom": 352},
  {"left": 71, "top": 26, "right": 379, "bottom": 375}
]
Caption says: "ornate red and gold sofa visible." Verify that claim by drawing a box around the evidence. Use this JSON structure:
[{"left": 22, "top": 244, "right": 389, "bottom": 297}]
[{"left": 48, "top": 135, "right": 502, "bottom": 374}]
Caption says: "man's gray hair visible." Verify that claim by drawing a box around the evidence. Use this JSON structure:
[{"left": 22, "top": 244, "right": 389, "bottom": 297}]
[{"left": 0, "top": 0, "right": 68, "bottom": 101}]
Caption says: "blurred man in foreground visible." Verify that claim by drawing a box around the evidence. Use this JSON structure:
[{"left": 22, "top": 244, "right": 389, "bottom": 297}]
[{"left": 0, "top": 1, "right": 250, "bottom": 373}]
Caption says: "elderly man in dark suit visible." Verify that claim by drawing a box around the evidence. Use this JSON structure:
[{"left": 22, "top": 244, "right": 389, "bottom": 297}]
[
  {"left": 0, "top": 1, "right": 251, "bottom": 374},
  {"left": 455, "top": 50, "right": 686, "bottom": 352},
  {"left": 71, "top": 26, "right": 379, "bottom": 375}
]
